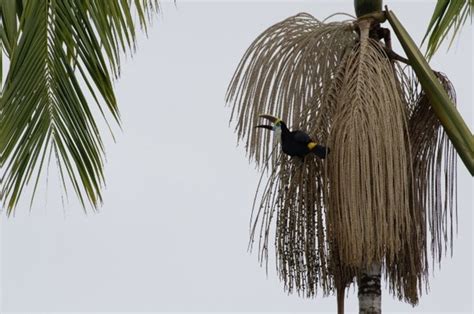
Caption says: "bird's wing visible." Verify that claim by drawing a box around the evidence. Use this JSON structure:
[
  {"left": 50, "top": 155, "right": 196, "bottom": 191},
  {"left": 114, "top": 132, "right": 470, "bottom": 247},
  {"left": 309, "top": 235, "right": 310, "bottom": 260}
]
[{"left": 292, "top": 130, "right": 313, "bottom": 144}]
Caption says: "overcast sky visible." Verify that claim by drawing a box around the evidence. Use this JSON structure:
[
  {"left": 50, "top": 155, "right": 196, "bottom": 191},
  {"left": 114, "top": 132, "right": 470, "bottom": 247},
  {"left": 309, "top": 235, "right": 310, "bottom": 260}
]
[{"left": 1, "top": 1, "right": 472, "bottom": 313}]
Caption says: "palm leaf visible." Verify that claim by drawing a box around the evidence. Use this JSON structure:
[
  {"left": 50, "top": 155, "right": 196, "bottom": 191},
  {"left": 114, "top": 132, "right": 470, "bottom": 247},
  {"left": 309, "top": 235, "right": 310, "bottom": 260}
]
[
  {"left": 0, "top": 0, "right": 159, "bottom": 214},
  {"left": 0, "top": 0, "right": 20, "bottom": 56},
  {"left": 422, "top": 0, "right": 473, "bottom": 60}
]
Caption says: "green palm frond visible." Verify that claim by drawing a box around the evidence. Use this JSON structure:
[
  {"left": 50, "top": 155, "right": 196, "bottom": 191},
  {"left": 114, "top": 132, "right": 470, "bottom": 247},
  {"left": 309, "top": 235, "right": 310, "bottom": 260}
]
[
  {"left": 422, "top": 0, "right": 473, "bottom": 60},
  {"left": 0, "top": 0, "right": 159, "bottom": 214}
]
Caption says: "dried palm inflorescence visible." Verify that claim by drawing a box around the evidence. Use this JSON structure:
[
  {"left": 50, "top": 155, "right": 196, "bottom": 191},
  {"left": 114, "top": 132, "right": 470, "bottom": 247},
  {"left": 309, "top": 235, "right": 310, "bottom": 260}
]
[
  {"left": 228, "top": 13, "right": 357, "bottom": 297},
  {"left": 408, "top": 72, "right": 457, "bottom": 267},
  {"left": 321, "top": 21, "right": 415, "bottom": 302},
  {"left": 250, "top": 155, "right": 329, "bottom": 296},
  {"left": 227, "top": 12, "right": 457, "bottom": 306},
  {"left": 227, "top": 13, "right": 357, "bottom": 168}
]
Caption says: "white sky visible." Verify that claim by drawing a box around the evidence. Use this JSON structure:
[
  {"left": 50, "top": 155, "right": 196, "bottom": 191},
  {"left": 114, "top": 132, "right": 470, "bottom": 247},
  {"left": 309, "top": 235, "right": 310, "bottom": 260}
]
[{"left": 1, "top": 1, "right": 472, "bottom": 313}]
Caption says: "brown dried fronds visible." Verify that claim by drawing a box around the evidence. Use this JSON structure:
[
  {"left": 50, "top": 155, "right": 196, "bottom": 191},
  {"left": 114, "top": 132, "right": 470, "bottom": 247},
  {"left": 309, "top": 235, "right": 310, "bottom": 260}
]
[
  {"left": 324, "top": 23, "right": 413, "bottom": 269},
  {"left": 321, "top": 21, "right": 424, "bottom": 304},
  {"left": 383, "top": 69, "right": 458, "bottom": 304},
  {"left": 229, "top": 15, "right": 358, "bottom": 297},
  {"left": 249, "top": 154, "right": 330, "bottom": 297},
  {"left": 226, "top": 13, "right": 357, "bottom": 167},
  {"left": 408, "top": 71, "right": 457, "bottom": 269}
]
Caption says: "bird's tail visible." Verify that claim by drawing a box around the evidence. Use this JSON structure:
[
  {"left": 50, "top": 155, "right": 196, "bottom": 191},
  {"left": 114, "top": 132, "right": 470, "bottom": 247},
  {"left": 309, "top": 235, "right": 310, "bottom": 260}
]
[{"left": 313, "top": 145, "right": 329, "bottom": 159}]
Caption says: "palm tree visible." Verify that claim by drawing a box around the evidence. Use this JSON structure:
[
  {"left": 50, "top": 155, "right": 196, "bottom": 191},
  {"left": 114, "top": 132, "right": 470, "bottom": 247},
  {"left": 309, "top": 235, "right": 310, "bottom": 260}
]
[
  {"left": 0, "top": 0, "right": 159, "bottom": 215},
  {"left": 226, "top": 0, "right": 472, "bottom": 313}
]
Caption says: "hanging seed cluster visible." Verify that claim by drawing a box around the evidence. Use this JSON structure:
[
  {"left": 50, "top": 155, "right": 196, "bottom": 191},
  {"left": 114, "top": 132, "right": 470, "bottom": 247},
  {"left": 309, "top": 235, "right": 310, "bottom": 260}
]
[
  {"left": 408, "top": 72, "right": 457, "bottom": 269},
  {"left": 227, "top": 13, "right": 457, "bottom": 305}
]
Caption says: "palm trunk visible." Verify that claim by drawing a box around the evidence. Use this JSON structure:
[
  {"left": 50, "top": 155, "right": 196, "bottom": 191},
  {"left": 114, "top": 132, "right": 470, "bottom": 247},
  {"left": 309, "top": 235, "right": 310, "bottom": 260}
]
[
  {"left": 357, "top": 263, "right": 381, "bottom": 313},
  {"left": 337, "top": 286, "right": 345, "bottom": 314}
]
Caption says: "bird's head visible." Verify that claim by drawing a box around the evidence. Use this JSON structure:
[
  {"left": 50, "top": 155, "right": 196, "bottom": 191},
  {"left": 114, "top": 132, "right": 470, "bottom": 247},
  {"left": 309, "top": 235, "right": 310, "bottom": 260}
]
[
  {"left": 255, "top": 114, "right": 284, "bottom": 131},
  {"left": 255, "top": 114, "right": 284, "bottom": 141}
]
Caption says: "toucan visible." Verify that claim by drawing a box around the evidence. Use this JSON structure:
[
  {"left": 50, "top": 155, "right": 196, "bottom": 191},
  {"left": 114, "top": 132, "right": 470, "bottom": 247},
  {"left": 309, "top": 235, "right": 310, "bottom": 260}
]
[{"left": 256, "top": 114, "right": 329, "bottom": 159}]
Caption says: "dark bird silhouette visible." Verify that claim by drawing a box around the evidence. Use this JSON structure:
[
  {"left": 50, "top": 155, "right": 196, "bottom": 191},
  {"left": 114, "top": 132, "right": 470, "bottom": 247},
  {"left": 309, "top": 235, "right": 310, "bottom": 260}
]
[{"left": 256, "top": 114, "right": 329, "bottom": 159}]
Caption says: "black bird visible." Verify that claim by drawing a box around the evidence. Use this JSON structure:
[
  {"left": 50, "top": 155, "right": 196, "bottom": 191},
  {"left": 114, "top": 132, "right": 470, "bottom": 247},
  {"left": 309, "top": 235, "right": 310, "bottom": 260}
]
[{"left": 256, "top": 114, "right": 329, "bottom": 159}]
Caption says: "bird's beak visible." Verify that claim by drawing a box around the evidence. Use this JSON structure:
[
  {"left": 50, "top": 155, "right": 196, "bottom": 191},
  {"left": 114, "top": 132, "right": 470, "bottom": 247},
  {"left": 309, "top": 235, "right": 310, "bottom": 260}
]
[
  {"left": 255, "top": 125, "right": 273, "bottom": 131},
  {"left": 258, "top": 114, "right": 280, "bottom": 123},
  {"left": 257, "top": 114, "right": 282, "bottom": 132},
  {"left": 258, "top": 114, "right": 282, "bottom": 131}
]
